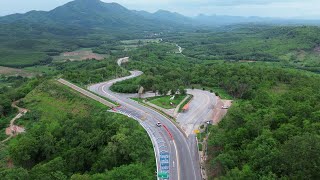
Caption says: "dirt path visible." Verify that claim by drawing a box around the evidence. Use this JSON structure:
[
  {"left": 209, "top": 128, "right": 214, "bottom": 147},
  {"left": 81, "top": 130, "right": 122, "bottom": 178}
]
[
  {"left": 117, "top": 57, "right": 129, "bottom": 66},
  {"left": 1, "top": 101, "right": 27, "bottom": 143}
]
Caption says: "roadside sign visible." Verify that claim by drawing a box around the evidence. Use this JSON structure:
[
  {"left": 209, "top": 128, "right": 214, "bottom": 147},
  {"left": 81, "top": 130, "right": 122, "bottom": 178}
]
[
  {"left": 194, "top": 129, "right": 200, "bottom": 134},
  {"left": 158, "top": 172, "right": 169, "bottom": 179}
]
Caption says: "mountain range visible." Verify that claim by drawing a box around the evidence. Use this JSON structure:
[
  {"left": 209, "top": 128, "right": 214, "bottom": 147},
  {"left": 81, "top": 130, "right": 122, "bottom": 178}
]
[{"left": 0, "top": 0, "right": 320, "bottom": 36}]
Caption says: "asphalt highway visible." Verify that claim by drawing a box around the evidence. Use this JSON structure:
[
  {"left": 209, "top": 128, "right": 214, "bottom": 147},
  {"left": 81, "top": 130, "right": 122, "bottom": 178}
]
[{"left": 89, "top": 71, "right": 202, "bottom": 180}]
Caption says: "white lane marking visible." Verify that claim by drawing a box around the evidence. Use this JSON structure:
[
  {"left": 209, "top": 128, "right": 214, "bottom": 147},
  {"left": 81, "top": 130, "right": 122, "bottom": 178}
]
[{"left": 172, "top": 140, "right": 180, "bottom": 180}]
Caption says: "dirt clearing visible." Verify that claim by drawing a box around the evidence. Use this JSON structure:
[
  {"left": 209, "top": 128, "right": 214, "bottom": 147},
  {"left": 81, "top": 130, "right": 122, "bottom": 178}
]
[
  {"left": 54, "top": 49, "right": 107, "bottom": 62},
  {"left": 212, "top": 97, "right": 233, "bottom": 124}
]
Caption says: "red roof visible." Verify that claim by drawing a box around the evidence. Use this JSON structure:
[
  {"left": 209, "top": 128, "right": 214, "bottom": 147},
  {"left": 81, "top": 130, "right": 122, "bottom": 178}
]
[{"left": 182, "top": 103, "right": 190, "bottom": 110}]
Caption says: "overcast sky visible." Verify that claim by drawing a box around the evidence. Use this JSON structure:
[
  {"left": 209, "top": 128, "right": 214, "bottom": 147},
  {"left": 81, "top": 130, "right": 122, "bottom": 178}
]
[{"left": 0, "top": 0, "right": 319, "bottom": 19}]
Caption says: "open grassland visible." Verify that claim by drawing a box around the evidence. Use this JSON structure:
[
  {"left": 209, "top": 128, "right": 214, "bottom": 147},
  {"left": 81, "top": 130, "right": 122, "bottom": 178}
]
[{"left": 24, "top": 65, "right": 57, "bottom": 75}]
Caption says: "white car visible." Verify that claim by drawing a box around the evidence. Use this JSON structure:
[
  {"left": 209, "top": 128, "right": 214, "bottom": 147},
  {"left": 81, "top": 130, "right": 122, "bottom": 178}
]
[
  {"left": 221, "top": 105, "right": 229, "bottom": 109},
  {"left": 156, "top": 122, "right": 162, "bottom": 127}
]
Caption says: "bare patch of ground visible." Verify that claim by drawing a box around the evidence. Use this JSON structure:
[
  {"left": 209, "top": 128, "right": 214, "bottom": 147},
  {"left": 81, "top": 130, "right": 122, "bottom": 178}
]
[
  {"left": 0, "top": 66, "right": 35, "bottom": 77},
  {"left": 2, "top": 101, "right": 27, "bottom": 143},
  {"left": 212, "top": 97, "right": 233, "bottom": 124},
  {"left": 117, "top": 57, "right": 129, "bottom": 66},
  {"left": 54, "top": 49, "right": 107, "bottom": 62}
]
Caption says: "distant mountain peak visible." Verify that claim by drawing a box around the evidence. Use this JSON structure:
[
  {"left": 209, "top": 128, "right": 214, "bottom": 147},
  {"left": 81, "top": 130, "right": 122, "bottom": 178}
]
[
  {"left": 74, "top": 0, "right": 100, "bottom": 2},
  {"left": 155, "top": 9, "right": 179, "bottom": 15}
]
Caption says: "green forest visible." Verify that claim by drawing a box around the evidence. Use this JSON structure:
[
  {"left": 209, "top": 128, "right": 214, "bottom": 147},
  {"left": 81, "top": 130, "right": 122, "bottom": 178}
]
[
  {"left": 0, "top": 80, "right": 155, "bottom": 179},
  {"left": 0, "top": 22, "right": 320, "bottom": 180},
  {"left": 166, "top": 25, "right": 320, "bottom": 72},
  {"left": 205, "top": 65, "right": 320, "bottom": 179},
  {"left": 107, "top": 42, "right": 320, "bottom": 179}
]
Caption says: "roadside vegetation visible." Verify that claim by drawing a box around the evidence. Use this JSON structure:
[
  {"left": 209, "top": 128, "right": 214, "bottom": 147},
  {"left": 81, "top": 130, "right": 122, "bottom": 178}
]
[
  {"left": 57, "top": 59, "right": 129, "bottom": 86},
  {"left": 108, "top": 42, "right": 320, "bottom": 179},
  {"left": 0, "top": 80, "right": 155, "bottom": 179},
  {"left": 206, "top": 66, "right": 320, "bottom": 179},
  {"left": 178, "top": 95, "right": 193, "bottom": 113},
  {"left": 0, "top": 21, "right": 320, "bottom": 180}
]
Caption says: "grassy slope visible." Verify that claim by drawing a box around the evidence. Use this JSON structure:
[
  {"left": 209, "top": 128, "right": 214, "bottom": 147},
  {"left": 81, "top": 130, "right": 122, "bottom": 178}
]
[
  {"left": 2, "top": 80, "right": 155, "bottom": 178},
  {"left": 23, "top": 81, "right": 101, "bottom": 124},
  {"left": 148, "top": 95, "right": 186, "bottom": 109}
]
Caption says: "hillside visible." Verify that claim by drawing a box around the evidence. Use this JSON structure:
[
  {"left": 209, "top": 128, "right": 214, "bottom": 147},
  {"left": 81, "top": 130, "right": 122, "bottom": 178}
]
[
  {"left": 0, "top": 0, "right": 181, "bottom": 32},
  {"left": 166, "top": 25, "right": 320, "bottom": 72},
  {"left": 0, "top": 80, "right": 155, "bottom": 179},
  {"left": 134, "top": 9, "right": 193, "bottom": 25},
  {"left": 0, "top": 0, "right": 187, "bottom": 67}
]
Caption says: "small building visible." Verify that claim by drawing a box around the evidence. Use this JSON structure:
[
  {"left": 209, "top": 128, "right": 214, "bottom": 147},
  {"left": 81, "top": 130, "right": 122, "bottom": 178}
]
[{"left": 182, "top": 103, "right": 190, "bottom": 112}]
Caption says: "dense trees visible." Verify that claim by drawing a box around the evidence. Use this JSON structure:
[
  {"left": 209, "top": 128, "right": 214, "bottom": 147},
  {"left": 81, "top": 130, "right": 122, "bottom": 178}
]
[
  {"left": 111, "top": 44, "right": 191, "bottom": 94},
  {"left": 0, "top": 81, "right": 155, "bottom": 179},
  {"left": 0, "top": 23, "right": 319, "bottom": 179},
  {"left": 57, "top": 59, "right": 129, "bottom": 86},
  {"left": 0, "top": 76, "right": 43, "bottom": 117},
  {"left": 206, "top": 66, "right": 320, "bottom": 179},
  {"left": 110, "top": 43, "right": 320, "bottom": 179},
  {"left": 166, "top": 25, "right": 320, "bottom": 72}
]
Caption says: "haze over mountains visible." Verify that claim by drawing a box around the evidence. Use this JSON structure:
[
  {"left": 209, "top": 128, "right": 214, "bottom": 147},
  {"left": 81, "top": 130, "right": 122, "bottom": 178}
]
[{"left": 1, "top": 0, "right": 320, "bottom": 33}]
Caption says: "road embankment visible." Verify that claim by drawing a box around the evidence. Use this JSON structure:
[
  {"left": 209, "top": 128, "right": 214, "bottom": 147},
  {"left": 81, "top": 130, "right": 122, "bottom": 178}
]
[{"left": 57, "top": 78, "right": 116, "bottom": 108}]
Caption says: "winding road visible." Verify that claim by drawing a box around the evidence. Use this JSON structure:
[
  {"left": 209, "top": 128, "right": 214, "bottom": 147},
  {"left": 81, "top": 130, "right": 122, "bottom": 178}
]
[{"left": 88, "top": 70, "right": 202, "bottom": 180}]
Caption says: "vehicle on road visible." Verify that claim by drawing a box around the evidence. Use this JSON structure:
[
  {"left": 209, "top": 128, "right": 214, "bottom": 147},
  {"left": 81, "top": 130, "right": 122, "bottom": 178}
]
[
  {"left": 221, "top": 105, "right": 229, "bottom": 109},
  {"left": 156, "top": 122, "right": 162, "bottom": 127}
]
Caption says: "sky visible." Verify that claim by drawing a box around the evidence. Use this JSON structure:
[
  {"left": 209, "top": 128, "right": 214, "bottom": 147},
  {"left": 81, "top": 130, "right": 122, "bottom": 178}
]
[{"left": 0, "top": 0, "right": 319, "bottom": 19}]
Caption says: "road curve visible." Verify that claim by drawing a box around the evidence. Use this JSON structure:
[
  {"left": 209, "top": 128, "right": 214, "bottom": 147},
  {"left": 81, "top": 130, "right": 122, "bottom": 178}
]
[{"left": 89, "top": 71, "right": 201, "bottom": 180}]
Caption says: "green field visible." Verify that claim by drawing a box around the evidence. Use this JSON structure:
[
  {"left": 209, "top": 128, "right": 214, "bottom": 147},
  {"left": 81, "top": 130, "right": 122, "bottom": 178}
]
[
  {"left": 148, "top": 95, "right": 187, "bottom": 109},
  {"left": 24, "top": 65, "right": 57, "bottom": 75},
  {"left": 0, "top": 51, "right": 50, "bottom": 68},
  {"left": 120, "top": 38, "right": 162, "bottom": 52}
]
